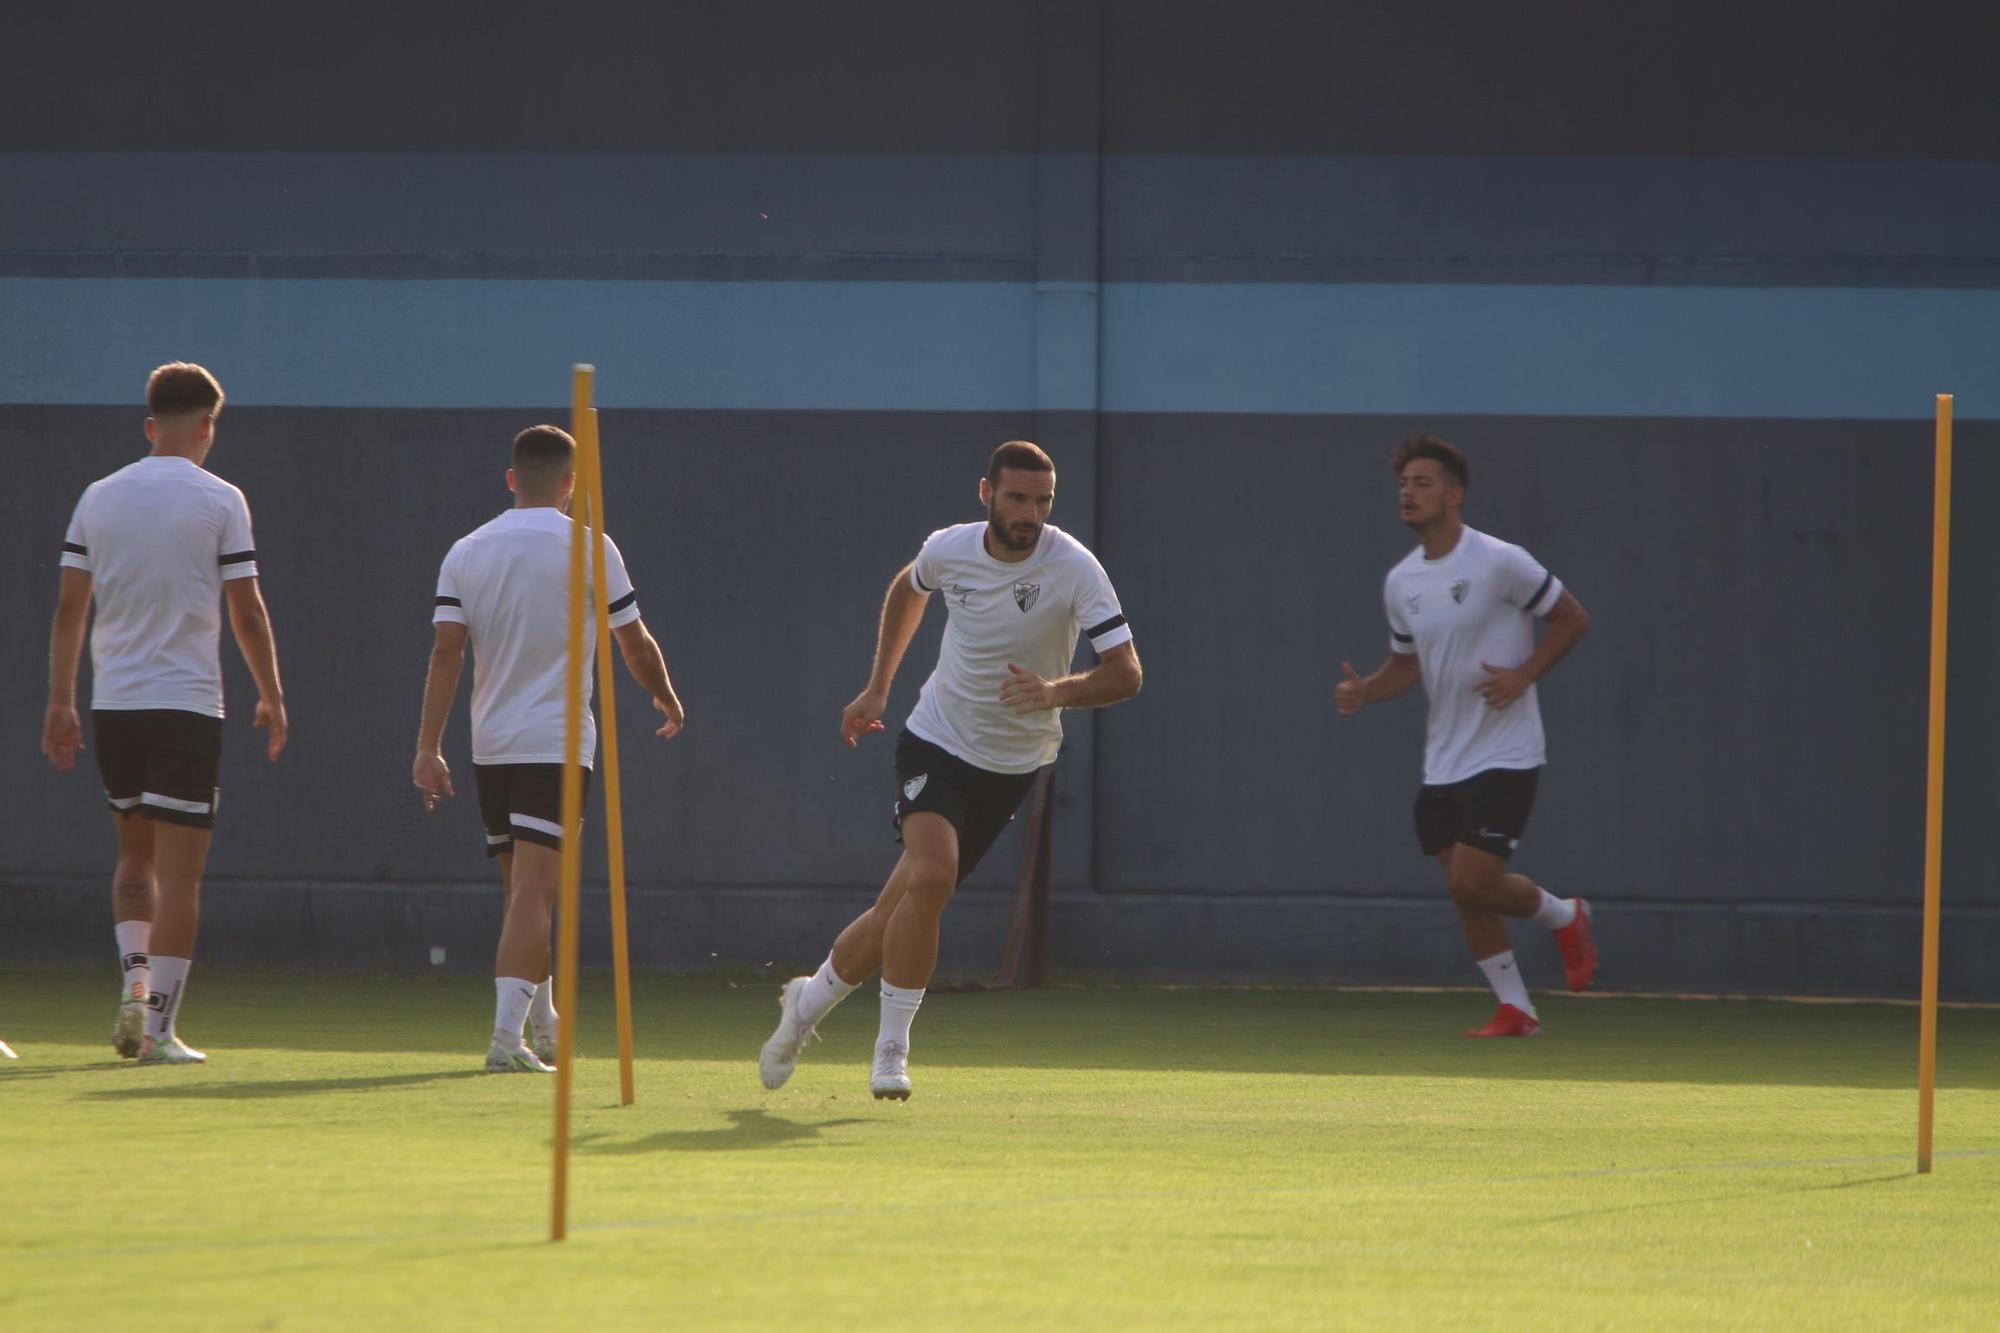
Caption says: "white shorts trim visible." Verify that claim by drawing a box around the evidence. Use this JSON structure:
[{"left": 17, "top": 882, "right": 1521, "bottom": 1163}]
[
  {"left": 510, "top": 813, "right": 564, "bottom": 839},
  {"left": 141, "top": 791, "right": 212, "bottom": 815}
]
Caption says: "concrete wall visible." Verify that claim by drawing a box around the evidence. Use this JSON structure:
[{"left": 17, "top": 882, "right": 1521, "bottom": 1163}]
[{"left": 5, "top": 1, "right": 1999, "bottom": 998}]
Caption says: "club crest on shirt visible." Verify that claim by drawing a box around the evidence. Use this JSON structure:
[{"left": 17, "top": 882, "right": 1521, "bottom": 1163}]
[
  {"left": 903, "top": 774, "right": 928, "bottom": 802},
  {"left": 1013, "top": 581, "right": 1041, "bottom": 612},
  {"left": 1451, "top": 579, "right": 1470, "bottom": 604}
]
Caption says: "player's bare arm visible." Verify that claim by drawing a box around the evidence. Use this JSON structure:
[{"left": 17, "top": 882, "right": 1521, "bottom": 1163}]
[
  {"left": 611, "top": 617, "right": 685, "bottom": 738},
  {"left": 1336, "top": 652, "right": 1422, "bottom": 716},
  {"left": 841, "top": 561, "right": 932, "bottom": 746},
  {"left": 412, "top": 620, "right": 468, "bottom": 811},
  {"left": 223, "top": 576, "right": 288, "bottom": 760},
  {"left": 1473, "top": 589, "right": 1591, "bottom": 711},
  {"left": 998, "top": 640, "right": 1142, "bottom": 715},
  {"left": 42, "top": 567, "right": 93, "bottom": 772}
]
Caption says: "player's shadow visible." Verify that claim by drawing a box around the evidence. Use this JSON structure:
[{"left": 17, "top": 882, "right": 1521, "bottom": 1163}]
[
  {"left": 572, "top": 1108, "right": 870, "bottom": 1154},
  {"left": 77, "top": 1069, "right": 486, "bottom": 1100}
]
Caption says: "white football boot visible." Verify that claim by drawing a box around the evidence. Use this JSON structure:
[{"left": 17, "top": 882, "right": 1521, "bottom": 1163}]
[
  {"left": 138, "top": 1034, "right": 206, "bottom": 1064},
  {"left": 0, "top": 1037, "right": 17, "bottom": 1060},
  {"left": 758, "top": 976, "right": 820, "bottom": 1090},
  {"left": 870, "top": 1040, "right": 912, "bottom": 1101},
  {"left": 113, "top": 994, "right": 147, "bottom": 1059},
  {"left": 485, "top": 1037, "right": 554, "bottom": 1073}
]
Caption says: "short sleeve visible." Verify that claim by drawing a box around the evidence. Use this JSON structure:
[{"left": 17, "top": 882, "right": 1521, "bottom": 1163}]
[
  {"left": 600, "top": 534, "right": 641, "bottom": 629},
  {"left": 1385, "top": 575, "right": 1416, "bottom": 655},
  {"left": 433, "top": 544, "right": 468, "bottom": 625},
  {"left": 217, "top": 486, "right": 259, "bottom": 581},
  {"left": 60, "top": 489, "right": 92, "bottom": 572},
  {"left": 1498, "top": 543, "right": 1563, "bottom": 618},
  {"left": 1075, "top": 553, "right": 1133, "bottom": 654},
  {"left": 909, "top": 528, "right": 950, "bottom": 594}
]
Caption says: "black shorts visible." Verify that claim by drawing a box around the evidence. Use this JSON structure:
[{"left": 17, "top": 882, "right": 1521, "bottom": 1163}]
[
  {"left": 92, "top": 709, "right": 224, "bottom": 829},
  {"left": 1414, "top": 766, "right": 1540, "bottom": 861},
  {"left": 474, "top": 763, "right": 591, "bottom": 857},
  {"left": 894, "top": 729, "right": 1041, "bottom": 883}
]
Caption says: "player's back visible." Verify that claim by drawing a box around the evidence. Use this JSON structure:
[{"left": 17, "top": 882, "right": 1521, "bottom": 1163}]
[
  {"left": 437, "top": 507, "right": 635, "bottom": 766},
  {"left": 63, "top": 455, "right": 257, "bottom": 715}
]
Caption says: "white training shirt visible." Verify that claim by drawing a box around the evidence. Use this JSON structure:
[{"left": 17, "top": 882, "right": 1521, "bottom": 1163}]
[
  {"left": 904, "top": 521, "right": 1133, "bottom": 774},
  {"left": 60, "top": 454, "right": 260, "bottom": 718},
  {"left": 433, "top": 507, "right": 641, "bottom": 768},
  {"left": 1384, "top": 526, "right": 1564, "bottom": 786}
]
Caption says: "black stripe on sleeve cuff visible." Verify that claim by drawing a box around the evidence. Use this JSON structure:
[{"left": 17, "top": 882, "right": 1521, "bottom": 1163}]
[
  {"left": 1527, "top": 572, "right": 1555, "bottom": 613},
  {"left": 435, "top": 595, "right": 462, "bottom": 608},
  {"left": 1086, "top": 613, "right": 1128, "bottom": 639},
  {"left": 62, "top": 541, "right": 87, "bottom": 555},
  {"left": 607, "top": 590, "right": 637, "bottom": 614},
  {"left": 1392, "top": 631, "right": 1414, "bottom": 643},
  {"left": 913, "top": 570, "right": 935, "bottom": 592},
  {"left": 218, "top": 550, "right": 257, "bottom": 566}
]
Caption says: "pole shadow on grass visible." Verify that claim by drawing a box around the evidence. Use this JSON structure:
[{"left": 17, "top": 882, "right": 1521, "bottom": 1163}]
[
  {"left": 571, "top": 1108, "right": 871, "bottom": 1155},
  {"left": 1522, "top": 1169, "right": 1913, "bottom": 1227},
  {"left": 77, "top": 1069, "right": 487, "bottom": 1100}
]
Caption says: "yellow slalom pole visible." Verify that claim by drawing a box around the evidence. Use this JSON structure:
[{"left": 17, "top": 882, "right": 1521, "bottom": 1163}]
[
  {"left": 1917, "top": 394, "right": 1951, "bottom": 1174},
  {"left": 551, "top": 364, "right": 593, "bottom": 1240},
  {"left": 579, "top": 401, "right": 637, "bottom": 1106}
]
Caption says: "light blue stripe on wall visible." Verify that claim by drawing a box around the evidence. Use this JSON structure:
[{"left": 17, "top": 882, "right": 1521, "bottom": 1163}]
[
  {"left": 1102, "top": 284, "right": 1999, "bottom": 419},
  {"left": 3, "top": 278, "right": 1994, "bottom": 417},
  {"left": 0, "top": 279, "right": 1040, "bottom": 412}
]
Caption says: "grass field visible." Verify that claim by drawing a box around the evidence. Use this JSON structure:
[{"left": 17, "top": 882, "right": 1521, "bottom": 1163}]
[{"left": 2, "top": 968, "right": 1996, "bottom": 1330}]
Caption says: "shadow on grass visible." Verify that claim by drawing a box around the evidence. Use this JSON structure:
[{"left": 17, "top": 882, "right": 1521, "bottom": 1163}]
[
  {"left": 0, "top": 1060, "right": 136, "bottom": 1080},
  {"left": 572, "top": 1108, "right": 871, "bottom": 1155},
  {"left": 77, "top": 1069, "right": 486, "bottom": 1100},
  {"left": 1525, "top": 1169, "right": 1913, "bottom": 1227},
  {"left": 7, "top": 971, "right": 1999, "bottom": 1090}
]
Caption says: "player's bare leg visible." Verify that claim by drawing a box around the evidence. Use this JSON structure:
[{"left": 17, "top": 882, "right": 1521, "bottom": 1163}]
[
  {"left": 110, "top": 815, "right": 156, "bottom": 1057},
  {"left": 1443, "top": 846, "right": 1593, "bottom": 1035},
  {"left": 488, "top": 841, "right": 557, "bottom": 1072},
  {"left": 494, "top": 852, "right": 558, "bottom": 1061},
  {"left": 868, "top": 814, "right": 958, "bottom": 1098},
  {"left": 139, "top": 821, "right": 211, "bottom": 1063},
  {"left": 761, "top": 815, "right": 959, "bottom": 1094}
]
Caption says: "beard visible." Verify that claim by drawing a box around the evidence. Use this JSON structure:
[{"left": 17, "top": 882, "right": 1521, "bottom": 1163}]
[{"left": 988, "top": 511, "right": 1042, "bottom": 552}]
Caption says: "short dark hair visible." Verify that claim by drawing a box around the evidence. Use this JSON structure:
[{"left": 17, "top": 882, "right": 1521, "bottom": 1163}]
[
  {"left": 987, "top": 439, "right": 1055, "bottom": 487},
  {"left": 511, "top": 425, "right": 575, "bottom": 496},
  {"left": 146, "top": 362, "right": 224, "bottom": 418},
  {"left": 1389, "top": 433, "right": 1469, "bottom": 490}
]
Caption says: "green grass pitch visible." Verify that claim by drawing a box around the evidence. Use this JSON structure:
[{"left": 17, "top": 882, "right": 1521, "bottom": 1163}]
[{"left": 3, "top": 968, "right": 1996, "bottom": 1330}]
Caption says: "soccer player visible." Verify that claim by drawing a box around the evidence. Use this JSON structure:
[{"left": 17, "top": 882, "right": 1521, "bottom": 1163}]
[
  {"left": 412, "top": 425, "right": 684, "bottom": 1073},
  {"left": 42, "top": 362, "right": 288, "bottom": 1064},
  {"left": 759, "top": 440, "right": 1142, "bottom": 1099},
  {"left": 1335, "top": 434, "right": 1596, "bottom": 1037}
]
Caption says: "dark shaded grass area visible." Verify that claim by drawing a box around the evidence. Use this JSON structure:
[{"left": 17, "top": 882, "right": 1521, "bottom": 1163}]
[{"left": 3, "top": 967, "right": 1990, "bottom": 1092}]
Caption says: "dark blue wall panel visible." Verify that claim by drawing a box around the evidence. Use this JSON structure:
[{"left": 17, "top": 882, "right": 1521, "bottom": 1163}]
[{"left": 4, "top": 0, "right": 1997, "bottom": 997}]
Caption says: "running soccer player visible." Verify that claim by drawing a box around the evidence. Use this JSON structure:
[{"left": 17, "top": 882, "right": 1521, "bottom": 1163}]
[
  {"left": 42, "top": 362, "right": 289, "bottom": 1064},
  {"left": 411, "top": 425, "right": 684, "bottom": 1073},
  {"left": 1335, "top": 434, "right": 1596, "bottom": 1037},
  {"left": 760, "top": 440, "right": 1141, "bottom": 1099}
]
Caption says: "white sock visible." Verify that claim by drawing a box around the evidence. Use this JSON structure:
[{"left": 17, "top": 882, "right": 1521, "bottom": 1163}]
[
  {"left": 115, "top": 920, "right": 151, "bottom": 1002},
  {"left": 1532, "top": 889, "right": 1577, "bottom": 930},
  {"left": 527, "top": 977, "right": 556, "bottom": 1036},
  {"left": 493, "top": 977, "right": 537, "bottom": 1046},
  {"left": 1476, "top": 951, "right": 1536, "bottom": 1017},
  {"left": 877, "top": 982, "right": 925, "bottom": 1051},
  {"left": 797, "top": 956, "right": 861, "bottom": 1030},
  {"left": 147, "top": 956, "right": 191, "bottom": 1041}
]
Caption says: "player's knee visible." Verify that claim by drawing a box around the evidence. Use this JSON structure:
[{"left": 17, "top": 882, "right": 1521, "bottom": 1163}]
[
  {"left": 1446, "top": 872, "right": 1493, "bottom": 908},
  {"left": 904, "top": 855, "right": 959, "bottom": 910}
]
